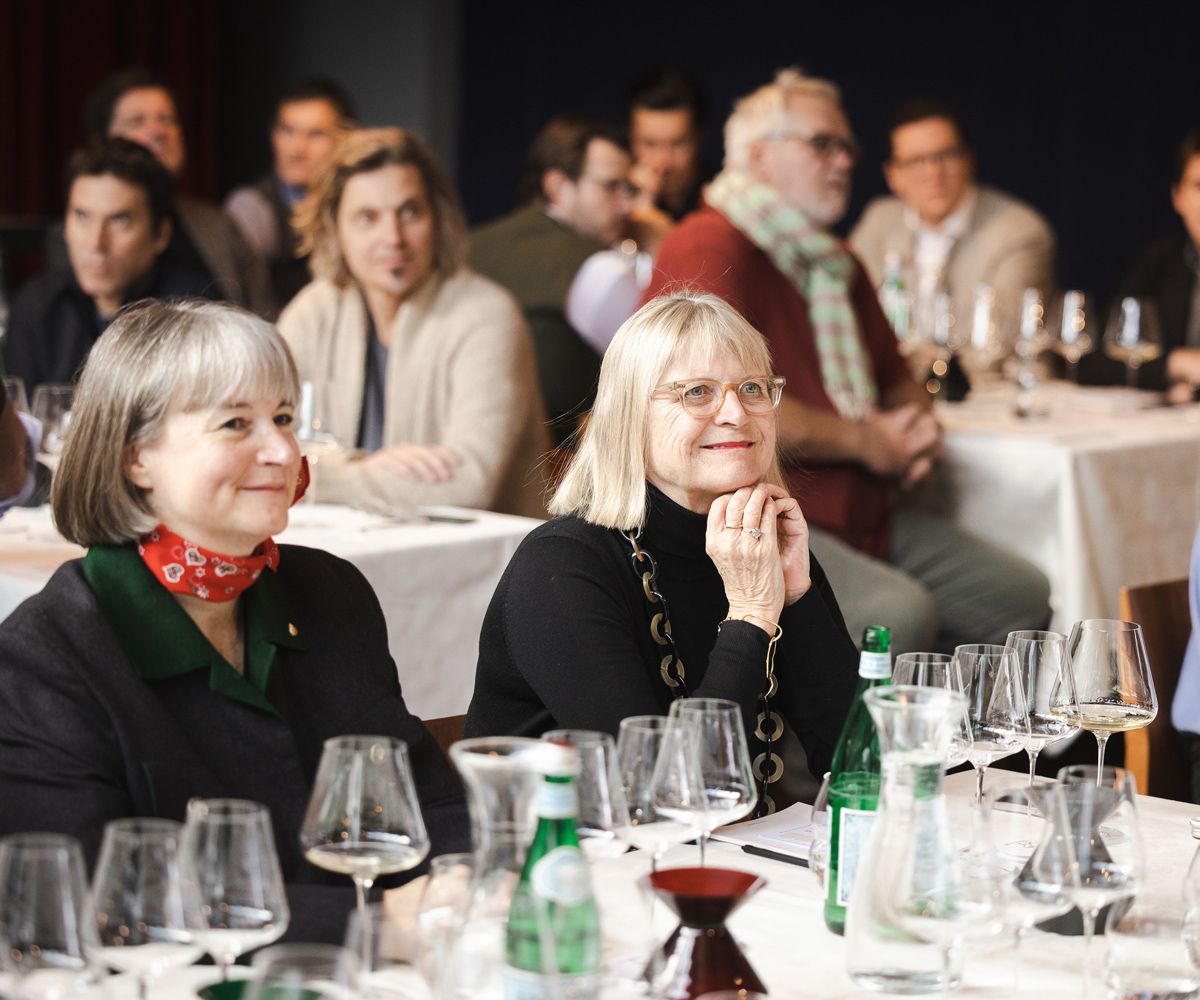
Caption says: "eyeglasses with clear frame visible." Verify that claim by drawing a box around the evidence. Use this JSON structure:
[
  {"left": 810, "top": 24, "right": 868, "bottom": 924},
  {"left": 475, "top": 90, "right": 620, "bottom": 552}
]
[{"left": 651, "top": 376, "right": 787, "bottom": 416}]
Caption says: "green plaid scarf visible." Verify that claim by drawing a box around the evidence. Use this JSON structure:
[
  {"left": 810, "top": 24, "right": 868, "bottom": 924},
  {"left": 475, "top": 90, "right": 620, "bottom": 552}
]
[{"left": 704, "top": 169, "right": 876, "bottom": 419}]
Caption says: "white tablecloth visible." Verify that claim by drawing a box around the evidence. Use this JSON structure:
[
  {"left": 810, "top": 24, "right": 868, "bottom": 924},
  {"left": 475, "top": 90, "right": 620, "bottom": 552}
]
[
  {"left": 0, "top": 503, "right": 540, "bottom": 719},
  {"left": 932, "top": 382, "right": 1200, "bottom": 632}
]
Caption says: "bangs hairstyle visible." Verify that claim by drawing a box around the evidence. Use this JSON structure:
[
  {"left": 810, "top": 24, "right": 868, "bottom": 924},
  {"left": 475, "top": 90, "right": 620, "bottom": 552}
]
[
  {"left": 294, "top": 126, "right": 466, "bottom": 287},
  {"left": 53, "top": 299, "right": 300, "bottom": 547},
  {"left": 550, "top": 291, "right": 784, "bottom": 529}
]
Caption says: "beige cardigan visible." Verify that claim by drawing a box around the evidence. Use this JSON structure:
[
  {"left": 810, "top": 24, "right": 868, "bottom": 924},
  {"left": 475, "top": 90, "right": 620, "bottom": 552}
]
[{"left": 278, "top": 269, "right": 550, "bottom": 519}]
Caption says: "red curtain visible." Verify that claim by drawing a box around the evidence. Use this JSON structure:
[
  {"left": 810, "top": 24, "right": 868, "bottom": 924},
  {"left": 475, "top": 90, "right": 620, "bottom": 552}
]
[{"left": 0, "top": 0, "right": 220, "bottom": 221}]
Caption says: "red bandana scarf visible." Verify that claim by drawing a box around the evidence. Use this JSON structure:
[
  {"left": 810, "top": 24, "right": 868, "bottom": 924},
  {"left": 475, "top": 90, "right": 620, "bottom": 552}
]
[{"left": 137, "top": 457, "right": 310, "bottom": 602}]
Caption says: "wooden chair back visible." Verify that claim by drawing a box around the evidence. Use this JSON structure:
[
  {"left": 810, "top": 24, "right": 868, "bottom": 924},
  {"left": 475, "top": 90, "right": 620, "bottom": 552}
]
[
  {"left": 1119, "top": 578, "right": 1191, "bottom": 800},
  {"left": 424, "top": 714, "right": 467, "bottom": 761}
]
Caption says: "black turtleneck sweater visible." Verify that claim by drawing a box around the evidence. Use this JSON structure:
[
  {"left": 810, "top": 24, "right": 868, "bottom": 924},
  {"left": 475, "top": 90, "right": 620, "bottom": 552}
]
[{"left": 465, "top": 486, "right": 859, "bottom": 781}]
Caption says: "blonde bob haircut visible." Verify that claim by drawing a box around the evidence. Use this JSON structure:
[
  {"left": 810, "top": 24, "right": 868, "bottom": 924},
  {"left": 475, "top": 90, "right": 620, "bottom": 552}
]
[
  {"left": 52, "top": 299, "right": 300, "bottom": 547},
  {"left": 294, "top": 126, "right": 467, "bottom": 287},
  {"left": 550, "top": 291, "right": 785, "bottom": 530},
  {"left": 724, "top": 67, "right": 842, "bottom": 172}
]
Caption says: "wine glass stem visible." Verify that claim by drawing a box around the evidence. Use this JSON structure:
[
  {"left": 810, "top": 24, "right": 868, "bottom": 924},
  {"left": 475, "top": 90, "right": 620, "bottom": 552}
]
[
  {"left": 1093, "top": 733, "right": 1111, "bottom": 786},
  {"left": 1126, "top": 362, "right": 1137, "bottom": 388},
  {"left": 974, "top": 763, "right": 987, "bottom": 804},
  {"left": 1080, "top": 905, "right": 1099, "bottom": 1000},
  {"left": 354, "top": 876, "right": 374, "bottom": 974},
  {"left": 699, "top": 831, "right": 708, "bottom": 867},
  {"left": 138, "top": 973, "right": 152, "bottom": 1000},
  {"left": 1026, "top": 748, "right": 1040, "bottom": 789},
  {"left": 218, "top": 956, "right": 232, "bottom": 982}
]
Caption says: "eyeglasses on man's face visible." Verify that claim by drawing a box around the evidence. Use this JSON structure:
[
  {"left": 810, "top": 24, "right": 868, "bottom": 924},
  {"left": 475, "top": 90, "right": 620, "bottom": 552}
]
[
  {"left": 762, "top": 130, "right": 862, "bottom": 163},
  {"left": 651, "top": 376, "right": 787, "bottom": 416},
  {"left": 890, "top": 146, "right": 967, "bottom": 172}
]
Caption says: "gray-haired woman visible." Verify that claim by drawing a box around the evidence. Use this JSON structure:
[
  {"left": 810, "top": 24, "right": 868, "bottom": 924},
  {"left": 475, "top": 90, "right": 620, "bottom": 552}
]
[
  {"left": 0, "top": 299, "right": 468, "bottom": 942},
  {"left": 465, "top": 292, "right": 859, "bottom": 809}
]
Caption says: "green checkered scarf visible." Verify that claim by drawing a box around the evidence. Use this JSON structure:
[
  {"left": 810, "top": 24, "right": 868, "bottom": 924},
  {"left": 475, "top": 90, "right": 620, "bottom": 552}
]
[{"left": 704, "top": 169, "right": 876, "bottom": 419}]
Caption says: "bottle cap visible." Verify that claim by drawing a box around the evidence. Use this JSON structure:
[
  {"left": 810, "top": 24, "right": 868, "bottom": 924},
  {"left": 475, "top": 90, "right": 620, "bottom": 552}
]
[
  {"left": 1190, "top": 817, "right": 1200, "bottom": 839},
  {"left": 529, "top": 741, "right": 581, "bottom": 777}
]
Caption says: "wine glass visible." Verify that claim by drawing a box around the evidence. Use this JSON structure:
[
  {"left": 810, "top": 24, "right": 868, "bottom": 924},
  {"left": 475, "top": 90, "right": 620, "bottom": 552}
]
[
  {"left": 542, "top": 730, "right": 630, "bottom": 861},
  {"left": 413, "top": 853, "right": 474, "bottom": 997},
  {"left": 179, "top": 798, "right": 289, "bottom": 980},
  {"left": 616, "top": 715, "right": 706, "bottom": 870},
  {"left": 657, "top": 698, "right": 757, "bottom": 866},
  {"left": 1049, "top": 290, "right": 1096, "bottom": 380},
  {"left": 1104, "top": 296, "right": 1164, "bottom": 388},
  {"left": 29, "top": 384, "right": 73, "bottom": 461},
  {"left": 1067, "top": 619, "right": 1157, "bottom": 783},
  {"left": 0, "top": 833, "right": 98, "bottom": 1000},
  {"left": 1002, "top": 630, "right": 1082, "bottom": 788},
  {"left": 954, "top": 644, "right": 1025, "bottom": 803},
  {"left": 961, "top": 284, "right": 1011, "bottom": 374},
  {"left": 299, "top": 736, "right": 430, "bottom": 975},
  {"left": 892, "top": 653, "right": 973, "bottom": 768},
  {"left": 87, "top": 819, "right": 202, "bottom": 1000},
  {"left": 1045, "top": 773, "right": 1143, "bottom": 1000},
  {"left": 248, "top": 943, "right": 358, "bottom": 1000}
]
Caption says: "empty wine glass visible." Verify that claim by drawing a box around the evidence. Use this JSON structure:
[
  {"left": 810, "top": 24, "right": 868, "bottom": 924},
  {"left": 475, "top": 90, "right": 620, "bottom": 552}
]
[
  {"left": 30, "top": 384, "right": 73, "bottom": 461},
  {"left": 616, "top": 715, "right": 705, "bottom": 870},
  {"left": 248, "top": 943, "right": 358, "bottom": 1000},
  {"left": 1002, "top": 630, "right": 1082, "bottom": 788},
  {"left": 414, "top": 853, "right": 474, "bottom": 997},
  {"left": 179, "top": 798, "right": 289, "bottom": 980},
  {"left": 1067, "top": 620, "right": 1157, "bottom": 784},
  {"left": 299, "top": 736, "right": 430, "bottom": 975},
  {"left": 87, "top": 819, "right": 202, "bottom": 999},
  {"left": 1049, "top": 290, "right": 1096, "bottom": 379},
  {"left": 892, "top": 653, "right": 973, "bottom": 768},
  {"left": 0, "top": 833, "right": 98, "bottom": 1000},
  {"left": 962, "top": 284, "right": 1011, "bottom": 373},
  {"left": 954, "top": 644, "right": 1025, "bottom": 803},
  {"left": 542, "top": 730, "right": 630, "bottom": 861},
  {"left": 1045, "top": 773, "right": 1143, "bottom": 1000},
  {"left": 1105, "top": 296, "right": 1164, "bottom": 388},
  {"left": 657, "top": 698, "right": 756, "bottom": 866}
]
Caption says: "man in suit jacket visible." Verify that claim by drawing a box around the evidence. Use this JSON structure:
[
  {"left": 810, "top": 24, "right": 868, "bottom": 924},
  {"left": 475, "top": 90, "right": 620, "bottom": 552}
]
[
  {"left": 1082, "top": 130, "right": 1200, "bottom": 398},
  {"left": 850, "top": 99, "right": 1055, "bottom": 344}
]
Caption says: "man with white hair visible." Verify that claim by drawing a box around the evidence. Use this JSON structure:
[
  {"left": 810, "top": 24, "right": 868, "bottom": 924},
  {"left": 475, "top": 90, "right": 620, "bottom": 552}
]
[{"left": 643, "top": 68, "right": 1050, "bottom": 653}]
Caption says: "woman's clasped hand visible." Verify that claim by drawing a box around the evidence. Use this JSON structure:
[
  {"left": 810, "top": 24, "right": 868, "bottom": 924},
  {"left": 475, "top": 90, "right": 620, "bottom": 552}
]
[{"left": 706, "top": 483, "right": 811, "bottom": 629}]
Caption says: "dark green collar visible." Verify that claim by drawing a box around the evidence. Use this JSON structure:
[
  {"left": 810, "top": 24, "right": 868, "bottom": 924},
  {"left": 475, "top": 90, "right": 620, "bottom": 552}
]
[{"left": 83, "top": 544, "right": 308, "bottom": 716}]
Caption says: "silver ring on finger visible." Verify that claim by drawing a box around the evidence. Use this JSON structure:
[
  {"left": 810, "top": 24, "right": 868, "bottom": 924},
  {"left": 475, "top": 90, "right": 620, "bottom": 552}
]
[{"left": 745, "top": 526, "right": 762, "bottom": 540}]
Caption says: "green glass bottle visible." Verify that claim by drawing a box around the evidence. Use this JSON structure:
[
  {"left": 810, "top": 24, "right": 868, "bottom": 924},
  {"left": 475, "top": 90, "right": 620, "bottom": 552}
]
[
  {"left": 504, "top": 744, "right": 600, "bottom": 1000},
  {"left": 823, "top": 625, "right": 891, "bottom": 935}
]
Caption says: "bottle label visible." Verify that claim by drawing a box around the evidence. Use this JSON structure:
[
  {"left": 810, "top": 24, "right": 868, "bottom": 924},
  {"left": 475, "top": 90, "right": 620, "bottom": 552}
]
[
  {"left": 858, "top": 650, "right": 890, "bottom": 680},
  {"left": 536, "top": 781, "right": 578, "bottom": 819},
  {"left": 503, "top": 967, "right": 599, "bottom": 1000},
  {"left": 531, "top": 846, "right": 591, "bottom": 906},
  {"left": 836, "top": 807, "right": 877, "bottom": 906}
]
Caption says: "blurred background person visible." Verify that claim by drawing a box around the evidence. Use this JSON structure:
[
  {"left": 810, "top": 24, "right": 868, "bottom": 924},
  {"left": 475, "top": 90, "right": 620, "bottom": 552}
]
[
  {"left": 42, "top": 67, "right": 273, "bottom": 316},
  {"left": 470, "top": 116, "right": 640, "bottom": 443},
  {"left": 645, "top": 69, "right": 1050, "bottom": 654},
  {"left": 225, "top": 77, "right": 356, "bottom": 310},
  {"left": 850, "top": 99, "right": 1054, "bottom": 344},
  {"left": 281, "top": 127, "right": 549, "bottom": 517},
  {"left": 0, "top": 300, "right": 469, "bottom": 941},
  {"left": 5, "top": 138, "right": 215, "bottom": 392},
  {"left": 1083, "top": 129, "right": 1200, "bottom": 400},
  {"left": 626, "top": 65, "right": 708, "bottom": 223}
]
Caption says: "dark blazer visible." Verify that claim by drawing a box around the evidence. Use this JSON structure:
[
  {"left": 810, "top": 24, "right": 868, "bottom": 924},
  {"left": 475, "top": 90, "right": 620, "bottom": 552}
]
[
  {"left": 1080, "top": 231, "right": 1198, "bottom": 390},
  {"left": 0, "top": 545, "right": 470, "bottom": 943}
]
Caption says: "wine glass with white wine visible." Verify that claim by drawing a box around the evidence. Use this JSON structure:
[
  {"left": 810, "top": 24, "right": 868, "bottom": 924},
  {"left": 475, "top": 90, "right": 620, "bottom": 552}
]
[
  {"left": 299, "top": 736, "right": 430, "bottom": 974},
  {"left": 1067, "top": 620, "right": 1157, "bottom": 784},
  {"left": 1104, "top": 297, "right": 1163, "bottom": 388}
]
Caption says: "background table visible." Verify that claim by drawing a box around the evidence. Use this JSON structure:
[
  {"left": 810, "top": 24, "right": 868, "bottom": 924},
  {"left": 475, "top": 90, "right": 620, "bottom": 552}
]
[
  {"left": 0, "top": 503, "right": 540, "bottom": 719},
  {"left": 928, "top": 382, "right": 1200, "bottom": 632}
]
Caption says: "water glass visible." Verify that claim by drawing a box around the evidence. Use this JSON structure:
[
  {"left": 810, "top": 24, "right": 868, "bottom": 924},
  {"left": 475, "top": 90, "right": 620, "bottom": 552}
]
[
  {"left": 541, "top": 729, "right": 629, "bottom": 861},
  {"left": 1105, "top": 908, "right": 1199, "bottom": 1000},
  {"left": 247, "top": 943, "right": 358, "bottom": 1000},
  {"left": 414, "top": 853, "right": 474, "bottom": 995},
  {"left": 30, "top": 384, "right": 73, "bottom": 459},
  {"left": 344, "top": 902, "right": 422, "bottom": 999}
]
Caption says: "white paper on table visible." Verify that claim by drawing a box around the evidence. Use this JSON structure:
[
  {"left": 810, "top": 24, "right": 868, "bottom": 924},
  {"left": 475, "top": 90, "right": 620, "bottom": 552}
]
[{"left": 708, "top": 801, "right": 815, "bottom": 860}]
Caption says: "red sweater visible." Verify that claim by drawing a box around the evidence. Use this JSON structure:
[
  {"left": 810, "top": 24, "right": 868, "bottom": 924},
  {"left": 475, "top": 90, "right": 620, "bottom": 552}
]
[{"left": 642, "top": 205, "right": 913, "bottom": 557}]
